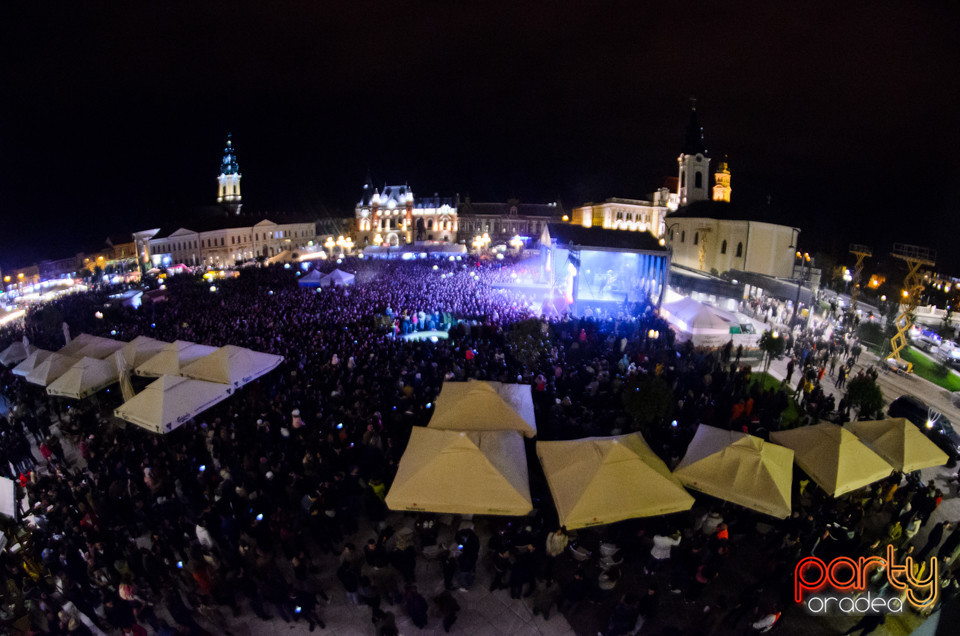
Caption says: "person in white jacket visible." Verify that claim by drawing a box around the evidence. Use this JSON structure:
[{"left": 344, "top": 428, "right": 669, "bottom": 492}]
[{"left": 648, "top": 530, "right": 681, "bottom": 574}]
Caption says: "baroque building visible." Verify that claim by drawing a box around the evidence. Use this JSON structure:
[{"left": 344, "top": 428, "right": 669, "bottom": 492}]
[{"left": 354, "top": 181, "right": 458, "bottom": 247}]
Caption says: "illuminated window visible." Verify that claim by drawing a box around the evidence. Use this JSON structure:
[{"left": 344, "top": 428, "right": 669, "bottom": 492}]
[
  {"left": 736, "top": 242, "right": 743, "bottom": 257},
  {"left": 721, "top": 240, "right": 727, "bottom": 254}
]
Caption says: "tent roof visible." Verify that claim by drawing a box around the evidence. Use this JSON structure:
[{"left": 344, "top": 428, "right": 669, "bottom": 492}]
[
  {"left": 674, "top": 425, "right": 794, "bottom": 518},
  {"left": 661, "top": 298, "right": 733, "bottom": 334},
  {"left": 0, "top": 341, "right": 32, "bottom": 366},
  {"left": 114, "top": 374, "right": 233, "bottom": 434},
  {"left": 385, "top": 428, "right": 532, "bottom": 516},
  {"left": 428, "top": 381, "right": 537, "bottom": 438},
  {"left": 298, "top": 269, "right": 326, "bottom": 286},
  {"left": 537, "top": 433, "right": 694, "bottom": 529},
  {"left": 134, "top": 340, "right": 217, "bottom": 377},
  {"left": 76, "top": 337, "right": 124, "bottom": 360},
  {"left": 12, "top": 349, "right": 54, "bottom": 377},
  {"left": 180, "top": 345, "right": 283, "bottom": 389},
  {"left": 57, "top": 333, "right": 99, "bottom": 357},
  {"left": 119, "top": 335, "right": 168, "bottom": 368},
  {"left": 25, "top": 353, "right": 80, "bottom": 386},
  {"left": 320, "top": 268, "right": 355, "bottom": 286},
  {"left": 46, "top": 357, "right": 119, "bottom": 399},
  {"left": 771, "top": 423, "right": 892, "bottom": 497},
  {"left": 844, "top": 418, "right": 948, "bottom": 473}
]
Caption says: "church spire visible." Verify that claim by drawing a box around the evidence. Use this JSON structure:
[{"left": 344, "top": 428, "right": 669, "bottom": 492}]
[
  {"left": 217, "top": 134, "right": 242, "bottom": 213},
  {"left": 681, "top": 100, "right": 707, "bottom": 156},
  {"left": 677, "top": 101, "right": 711, "bottom": 206}
]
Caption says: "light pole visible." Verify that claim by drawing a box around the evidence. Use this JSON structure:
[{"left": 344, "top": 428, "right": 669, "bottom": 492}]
[{"left": 792, "top": 251, "right": 811, "bottom": 326}]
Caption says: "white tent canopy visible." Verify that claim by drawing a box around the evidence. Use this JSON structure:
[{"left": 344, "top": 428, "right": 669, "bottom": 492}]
[
  {"left": 298, "top": 269, "right": 326, "bottom": 287},
  {"left": 386, "top": 428, "right": 532, "bottom": 516},
  {"left": 25, "top": 353, "right": 80, "bottom": 386},
  {"left": 120, "top": 335, "right": 168, "bottom": 368},
  {"left": 114, "top": 375, "right": 233, "bottom": 434},
  {"left": 12, "top": 349, "right": 54, "bottom": 377},
  {"left": 75, "top": 337, "right": 125, "bottom": 360},
  {"left": 319, "top": 268, "right": 355, "bottom": 287},
  {"left": 428, "top": 380, "right": 537, "bottom": 438},
  {"left": 0, "top": 341, "right": 33, "bottom": 366},
  {"left": 46, "top": 357, "right": 120, "bottom": 399},
  {"left": 58, "top": 333, "right": 100, "bottom": 357},
  {"left": 661, "top": 297, "right": 734, "bottom": 347},
  {"left": 134, "top": 340, "right": 217, "bottom": 378},
  {"left": 180, "top": 345, "right": 284, "bottom": 389}
]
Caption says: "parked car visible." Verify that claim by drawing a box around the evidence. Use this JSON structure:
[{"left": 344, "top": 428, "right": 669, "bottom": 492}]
[{"left": 888, "top": 395, "right": 960, "bottom": 462}]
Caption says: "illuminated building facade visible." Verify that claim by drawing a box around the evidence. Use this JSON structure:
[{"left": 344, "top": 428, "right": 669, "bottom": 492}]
[
  {"left": 457, "top": 198, "right": 562, "bottom": 246},
  {"left": 570, "top": 196, "right": 670, "bottom": 238},
  {"left": 355, "top": 182, "right": 458, "bottom": 247},
  {"left": 712, "top": 160, "right": 731, "bottom": 202}
]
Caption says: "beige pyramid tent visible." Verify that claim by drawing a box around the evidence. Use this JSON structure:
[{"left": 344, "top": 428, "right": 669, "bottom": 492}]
[
  {"left": 46, "top": 357, "right": 120, "bottom": 399},
  {"left": 674, "top": 425, "right": 794, "bottom": 518},
  {"left": 12, "top": 349, "right": 54, "bottom": 377},
  {"left": 386, "top": 428, "right": 532, "bottom": 516},
  {"left": 120, "top": 335, "right": 168, "bottom": 368},
  {"left": 0, "top": 341, "right": 32, "bottom": 366},
  {"left": 57, "top": 333, "right": 99, "bottom": 357},
  {"left": 771, "top": 423, "right": 892, "bottom": 497},
  {"left": 114, "top": 375, "right": 233, "bottom": 434},
  {"left": 538, "top": 433, "right": 694, "bottom": 529},
  {"left": 134, "top": 341, "right": 217, "bottom": 378},
  {"left": 844, "top": 418, "right": 948, "bottom": 473},
  {"left": 75, "top": 337, "right": 125, "bottom": 360},
  {"left": 428, "top": 381, "right": 537, "bottom": 438},
  {"left": 25, "top": 353, "right": 80, "bottom": 386},
  {"left": 180, "top": 345, "right": 284, "bottom": 389}
]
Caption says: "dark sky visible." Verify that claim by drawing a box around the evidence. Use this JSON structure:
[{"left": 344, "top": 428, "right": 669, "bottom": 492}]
[{"left": 2, "top": 1, "right": 959, "bottom": 271}]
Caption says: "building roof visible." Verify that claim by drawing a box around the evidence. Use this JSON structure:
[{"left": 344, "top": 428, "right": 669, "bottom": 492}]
[
  {"left": 219, "top": 134, "right": 240, "bottom": 176},
  {"left": 546, "top": 223, "right": 667, "bottom": 253},
  {"left": 667, "top": 200, "right": 798, "bottom": 228},
  {"left": 151, "top": 213, "right": 318, "bottom": 240},
  {"left": 682, "top": 106, "right": 707, "bottom": 156},
  {"left": 460, "top": 201, "right": 561, "bottom": 218}
]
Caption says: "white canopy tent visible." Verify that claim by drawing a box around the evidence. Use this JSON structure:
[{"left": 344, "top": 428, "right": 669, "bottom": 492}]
[
  {"left": 0, "top": 341, "right": 33, "bottom": 366},
  {"left": 428, "top": 380, "right": 537, "bottom": 438},
  {"left": 46, "top": 357, "right": 120, "bottom": 399},
  {"left": 319, "top": 269, "right": 355, "bottom": 287},
  {"left": 119, "top": 335, "right": 168, "bottom": 368},
  {"left": 114, "top": 375, "right": 233, "bottom": 434},
  {"left": 180, "top": 345, "right": 284, "bottom": 390},
  {"left": 75, "top": 337, "right": 125, "bottom": 360},
  {"left": 57, "top": 333, "right": 100, "bottom": 357},
  {"left": 134, "top": 341, "right": 217, "bottom": 378},
  {"left": 297, "top": 269, "right": 326, "bottom": 288},
  {"left": 661, "top": 297, "right": 735, "bottom": 347},
  {"left": 25, "top": 353, "right": 80, "bottom": 387},
  {"left": 12, "top": 349, "right": 54, "bottom": 377}
]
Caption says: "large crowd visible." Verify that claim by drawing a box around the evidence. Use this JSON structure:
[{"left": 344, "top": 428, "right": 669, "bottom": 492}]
[{"left": 0, "top": 256, "right": 957, "bottom": 636}]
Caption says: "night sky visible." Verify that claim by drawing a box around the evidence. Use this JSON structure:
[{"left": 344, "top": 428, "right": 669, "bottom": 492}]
[{"left": 2, "top": 2, "right": 959, "bottom": 272}]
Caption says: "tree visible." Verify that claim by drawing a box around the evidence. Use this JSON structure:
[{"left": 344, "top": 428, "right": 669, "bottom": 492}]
[
  {"left": 622, "top": 375, "right": 675, "bottom": 431},
  {"left": 758, "top": 330, "right": 785, "bottom": 373},
  {"left": 846, "top": 375, "right": 884, "bottom": 420}
]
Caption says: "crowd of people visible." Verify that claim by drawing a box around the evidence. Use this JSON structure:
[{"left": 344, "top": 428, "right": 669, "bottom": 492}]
[{"left": 0, "top": 255, "right": 956, "bottom": 635}]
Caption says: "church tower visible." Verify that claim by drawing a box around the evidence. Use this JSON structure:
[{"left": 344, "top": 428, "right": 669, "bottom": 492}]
[
  {"left": 677, "top": 105, "right": 711, "bottom": 206},
  {"left": 217, "top": 134, "right": 242, "bottom": 214},
  {"left": 712, "top": 158, "right": 731, "bottom": 202}
]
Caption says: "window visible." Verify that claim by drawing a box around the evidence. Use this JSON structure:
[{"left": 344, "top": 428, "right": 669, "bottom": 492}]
[
  {"left": 681, "top": 172, "right": 686, "bottom": 187},
  {"left": 427, "top": 220, "right": 433, "bottom": 230},
  {"left": 694, "top": 232, "right": 699, "bottom": 245},
  {"left": 736, "top": 242, "right": 743, "bottom": 257},
  {"left": 221, "top": 237, "right": 225, "bottom": 246},
  {"left": 721, "top": 240, "right": 727, "bottom": 254},
  {"left": 695, "top": 172, "right": 703, "bottom": 188},
  {"left": 681, "top": 231, "right": 685, "bottom": 243},
  {"left": 670, "top": 229, "right": 675, "bottom": 240}
]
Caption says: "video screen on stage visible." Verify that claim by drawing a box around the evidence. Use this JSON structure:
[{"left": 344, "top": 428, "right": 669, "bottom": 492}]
[{"left": 576, "top": 250, "right": 664, "bottom": 304}]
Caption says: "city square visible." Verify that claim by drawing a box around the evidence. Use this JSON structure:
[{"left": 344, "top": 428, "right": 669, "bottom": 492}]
[{"left": 1, "top": 3, "right": 960, "bottom": 636}]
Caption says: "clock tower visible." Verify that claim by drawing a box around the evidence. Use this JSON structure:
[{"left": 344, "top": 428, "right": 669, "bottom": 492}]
[
  {"left": 217, "top": 134, "right": 242, "bottom": 214},
  {"left": 677, "top": 105, "right": 711, "bottom": 206}
]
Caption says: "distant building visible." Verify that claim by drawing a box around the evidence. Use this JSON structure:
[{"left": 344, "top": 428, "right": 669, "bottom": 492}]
[
  {"left": 135, "top": 215, "right": 317, "bottom": 269},
  {"left": 354, "top": 181, "right": 458, "bottom": 247},
  {"left": 569, "top": 195, "right": 669, "bottom": 238},
  {"left": 457, "top": 198, "right": 562, "bottom": 247},
  {"left": 664, "top": 200, "right": 798, "bottom": 278},
  {"left": 217, "top": 134, "right": 242, "bottom": 214}
]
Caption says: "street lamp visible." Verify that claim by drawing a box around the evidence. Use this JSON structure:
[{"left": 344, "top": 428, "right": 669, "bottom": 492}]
[
  {"left": 324, "top": 236, "right": 335, "bottom": 255},
  {"left": 373, "top": 233, "right": 383, "bottom": 247},
  {"left": 792, "top": 252, "right": 811, "bottom": 325},
  {"left": 509, "top": 235, "right": 523, "bottom": 252}
]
